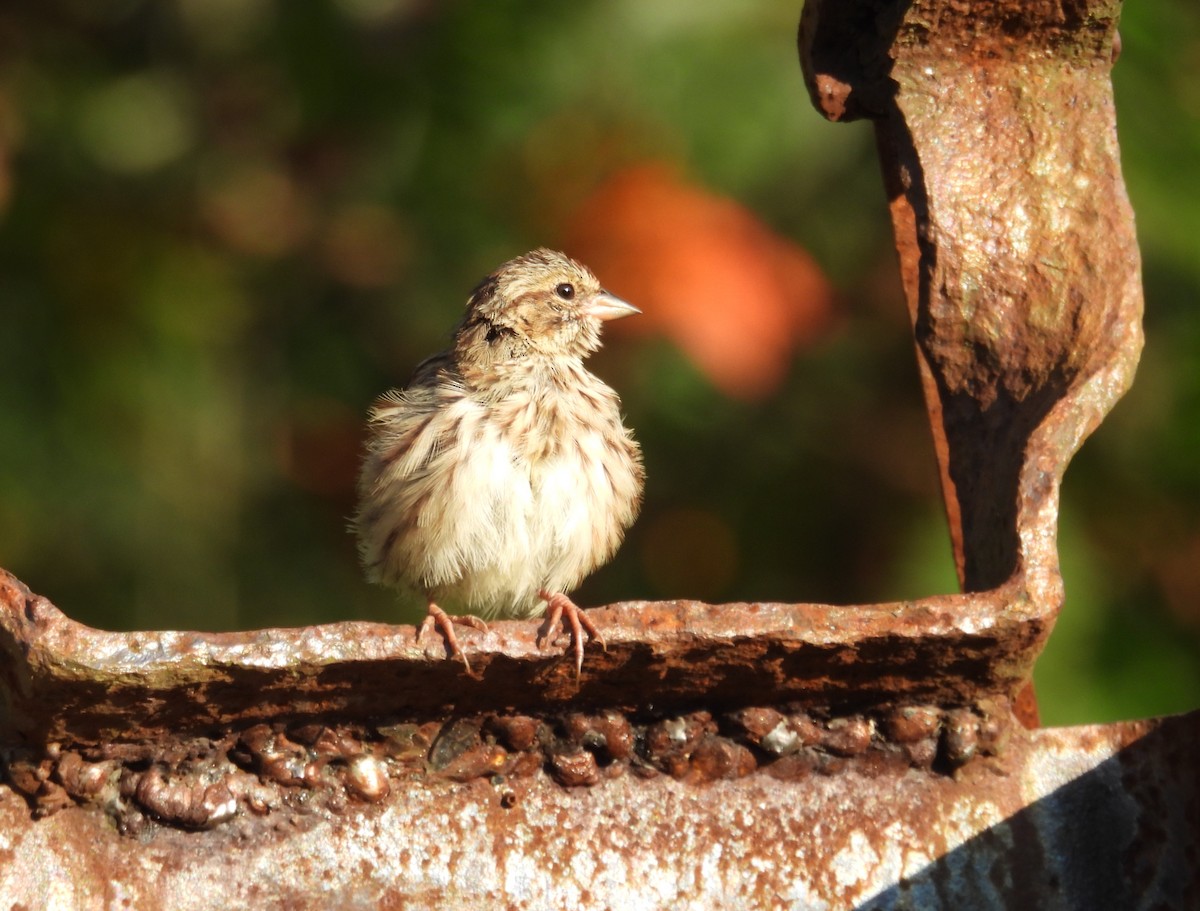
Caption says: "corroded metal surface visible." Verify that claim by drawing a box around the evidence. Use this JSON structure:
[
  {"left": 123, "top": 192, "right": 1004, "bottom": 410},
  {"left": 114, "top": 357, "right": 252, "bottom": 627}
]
[
  {"left": 801, "top": 0, "right": 1142, "bottom": 597},
  {"left": 3, "top": 635, "right": 1013, "bottom": 829},
  {"left": 0, "top": 711, "right": 1195, "bottom": 910},
  {"left": 800, "top": 0, "right": 1143, "bottom": 732},
  {"left": 0, "top": 570, "right": 1046, "bottom": 747}
]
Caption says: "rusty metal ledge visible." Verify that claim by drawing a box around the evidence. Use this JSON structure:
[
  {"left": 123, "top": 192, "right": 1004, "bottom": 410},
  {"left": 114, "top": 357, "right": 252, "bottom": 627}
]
[
  {"left": 0, "top": 571, "right": 1046, "bottom": 747},
  {"left": 0, "top": 710, "right": 1195, "bottom": 910}
]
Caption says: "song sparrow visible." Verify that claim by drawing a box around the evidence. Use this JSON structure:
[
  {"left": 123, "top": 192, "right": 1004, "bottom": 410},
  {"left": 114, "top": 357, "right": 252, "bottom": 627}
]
[{"left": 355, "top": 248, "right": 644, "bottom": 675}]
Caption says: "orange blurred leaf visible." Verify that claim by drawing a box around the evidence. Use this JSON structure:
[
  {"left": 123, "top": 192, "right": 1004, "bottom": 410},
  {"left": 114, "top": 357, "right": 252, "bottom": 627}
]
[{"left": 565, "top": 163, "right": 835, "bottom": 399}]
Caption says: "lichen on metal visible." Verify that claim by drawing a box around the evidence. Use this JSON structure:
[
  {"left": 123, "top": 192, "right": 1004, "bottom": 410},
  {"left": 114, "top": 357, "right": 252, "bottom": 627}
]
[{"left": 0, "top": 0, "right": 1193, "bottom": 909}]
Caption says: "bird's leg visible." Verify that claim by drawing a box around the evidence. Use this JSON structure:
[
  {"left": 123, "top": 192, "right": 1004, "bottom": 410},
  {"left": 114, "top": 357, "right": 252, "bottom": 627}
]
[
  {"left": 536, "top": 590, "right": 607, "bottom": 677},
  {"left": 417, "top": 601, "right": 489, "bottom": 674}
]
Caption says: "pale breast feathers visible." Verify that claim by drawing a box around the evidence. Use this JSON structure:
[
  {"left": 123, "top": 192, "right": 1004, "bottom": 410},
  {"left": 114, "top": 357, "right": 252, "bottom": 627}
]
[{"left": 357, "top": 364, "right": 641, "bottom": 617}]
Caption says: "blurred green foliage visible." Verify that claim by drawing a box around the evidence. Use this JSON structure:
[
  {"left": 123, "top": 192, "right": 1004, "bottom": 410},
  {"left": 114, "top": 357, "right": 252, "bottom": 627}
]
[{"left": 0, "top": 0, "right": 1196, "bottom": 725}]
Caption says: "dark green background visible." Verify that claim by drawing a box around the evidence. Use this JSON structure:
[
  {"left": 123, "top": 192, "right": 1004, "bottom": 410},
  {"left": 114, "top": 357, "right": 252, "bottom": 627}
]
[{"left": 1, "top": 1, "right": 1196, "bottom": 725}]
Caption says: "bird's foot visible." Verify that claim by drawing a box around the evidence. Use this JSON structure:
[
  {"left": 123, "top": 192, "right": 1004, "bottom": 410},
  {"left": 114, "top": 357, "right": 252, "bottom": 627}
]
[
  {"left": 418, "top": 602, "right": 489, "bottom": 675},
  {"left": 536, "top": 590, "right": 606, "bottom": 677}
]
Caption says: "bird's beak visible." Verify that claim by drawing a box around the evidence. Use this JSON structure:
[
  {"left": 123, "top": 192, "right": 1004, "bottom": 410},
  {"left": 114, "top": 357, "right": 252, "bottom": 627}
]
[{"left": 583, "top": 290, "right": 641, "bottom": 322}]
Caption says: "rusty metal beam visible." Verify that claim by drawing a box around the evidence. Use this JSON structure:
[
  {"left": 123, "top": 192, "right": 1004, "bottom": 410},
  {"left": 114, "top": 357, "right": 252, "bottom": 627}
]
[{"left": 0, "top": 572, "right": 1045, "bottom": 748}]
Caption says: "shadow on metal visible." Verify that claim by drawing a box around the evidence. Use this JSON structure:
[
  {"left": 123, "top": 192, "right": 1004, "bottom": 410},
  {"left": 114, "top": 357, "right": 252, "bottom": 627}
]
[{"left": 861, "top": 712, "right": 1200, "bottom": 910}]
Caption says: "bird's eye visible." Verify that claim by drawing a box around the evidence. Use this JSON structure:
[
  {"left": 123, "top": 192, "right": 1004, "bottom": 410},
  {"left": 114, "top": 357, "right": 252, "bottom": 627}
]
[{"left": 555, "top": 283, "right": 575, "bottom": 300}]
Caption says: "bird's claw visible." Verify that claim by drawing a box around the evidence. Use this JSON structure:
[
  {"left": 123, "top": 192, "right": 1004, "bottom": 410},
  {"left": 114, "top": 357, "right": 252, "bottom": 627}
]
[
  {"left": 536, "top": 590, "right": 606, "bottom": 677},
  {"left": 418, "top": 603, "right": 488, "bottom": 676}
]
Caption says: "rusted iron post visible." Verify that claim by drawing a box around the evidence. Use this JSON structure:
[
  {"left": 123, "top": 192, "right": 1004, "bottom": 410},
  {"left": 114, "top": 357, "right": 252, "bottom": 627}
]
[
  {"left": 800, "top": 0, "right": 1142, "bottom": 599},
  {"left": 1, "top": 1, "right": 1194, "bottom": 909},
  {"left": 800, "top": 0, "right": 1142, "bottom": 729}
]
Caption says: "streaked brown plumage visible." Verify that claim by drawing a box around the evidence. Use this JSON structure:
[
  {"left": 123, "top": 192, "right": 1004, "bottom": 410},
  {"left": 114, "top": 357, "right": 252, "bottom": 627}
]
[{"left": 354, "top": 249, "right": 643, "bottom": 674}]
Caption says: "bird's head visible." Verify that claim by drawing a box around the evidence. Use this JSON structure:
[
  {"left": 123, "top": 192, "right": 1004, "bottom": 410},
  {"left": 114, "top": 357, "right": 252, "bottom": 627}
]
[{"left": 457, "top": 248, "right": 638, "bottom": 363}]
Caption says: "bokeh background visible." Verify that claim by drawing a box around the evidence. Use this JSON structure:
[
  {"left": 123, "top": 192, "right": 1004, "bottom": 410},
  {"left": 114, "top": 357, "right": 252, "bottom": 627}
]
[{"left": 0, "top": 1, "right": 1197, "bottom": 726}]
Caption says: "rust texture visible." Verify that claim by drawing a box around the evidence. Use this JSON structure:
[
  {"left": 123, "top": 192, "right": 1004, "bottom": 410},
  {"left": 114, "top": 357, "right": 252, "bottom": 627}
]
[
  {"left": 0, "top": 711, "right": 1196, "bottom": 909},
  {"left": 802, "top": 0, "right": 1141, "bottom": 599},
  {"left": 0, "top": 0, "right": 1183, "bottom": 908},
  {"left": 0, "top": 571, "right": 1044, "bottom": 748}
]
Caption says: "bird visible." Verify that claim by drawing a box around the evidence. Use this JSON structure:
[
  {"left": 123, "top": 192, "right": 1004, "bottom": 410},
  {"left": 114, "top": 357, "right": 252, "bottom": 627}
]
[{"left": 354, "top": 248, "right": 644, "bottom": 675}]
